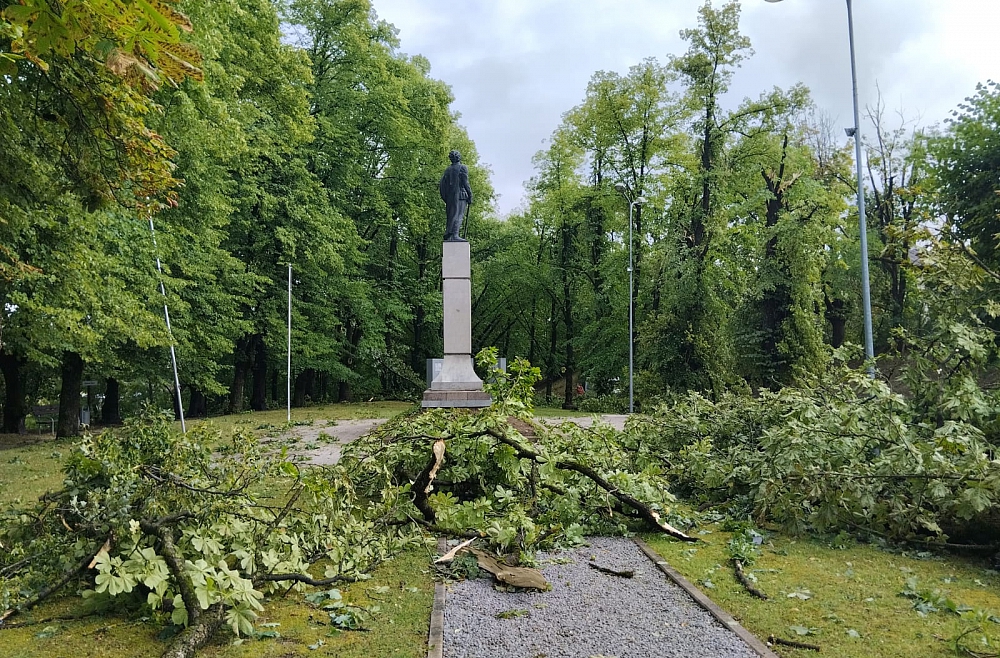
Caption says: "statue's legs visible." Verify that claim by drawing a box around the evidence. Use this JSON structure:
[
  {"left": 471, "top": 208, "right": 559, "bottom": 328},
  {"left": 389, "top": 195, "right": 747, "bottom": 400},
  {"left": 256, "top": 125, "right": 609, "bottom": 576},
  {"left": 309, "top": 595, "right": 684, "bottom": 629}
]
[{"left": 444, "top": 199, "right": 468, "bottom": 241}]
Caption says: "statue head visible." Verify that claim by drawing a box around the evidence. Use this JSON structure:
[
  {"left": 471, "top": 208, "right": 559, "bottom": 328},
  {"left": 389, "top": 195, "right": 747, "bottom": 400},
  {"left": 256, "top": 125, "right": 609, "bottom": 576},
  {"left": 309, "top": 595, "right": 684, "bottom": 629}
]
[{"left": 448, "top": 150, "right": 462, "bottom": 164}]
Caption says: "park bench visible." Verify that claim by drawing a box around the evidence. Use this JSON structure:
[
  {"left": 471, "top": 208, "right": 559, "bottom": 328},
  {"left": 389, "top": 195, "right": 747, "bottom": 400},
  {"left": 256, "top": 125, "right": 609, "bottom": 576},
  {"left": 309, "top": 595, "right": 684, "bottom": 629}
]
[{"left": 30, "top": 404, "right": 59, "bottom": 435}]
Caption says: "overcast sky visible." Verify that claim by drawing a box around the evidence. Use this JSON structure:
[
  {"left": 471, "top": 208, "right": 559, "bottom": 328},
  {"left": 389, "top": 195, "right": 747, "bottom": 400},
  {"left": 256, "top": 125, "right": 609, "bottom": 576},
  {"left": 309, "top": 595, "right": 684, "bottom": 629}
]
[{"left": 372, "top": 0, "right": 1000, "bottom": 215}]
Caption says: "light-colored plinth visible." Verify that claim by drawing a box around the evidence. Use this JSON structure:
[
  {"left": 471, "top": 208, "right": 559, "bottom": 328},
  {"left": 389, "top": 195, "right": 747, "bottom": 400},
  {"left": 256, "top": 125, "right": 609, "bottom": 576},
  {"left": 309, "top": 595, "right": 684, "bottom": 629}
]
[
  {"left": 430, "top": 354, "right": 482, "bottom": 391},
  {"left": 421, "top": 389, "right": 492, "bottom": 408},
  {"left": 423, "top": 241, "right": 491, "bottom": 409}
]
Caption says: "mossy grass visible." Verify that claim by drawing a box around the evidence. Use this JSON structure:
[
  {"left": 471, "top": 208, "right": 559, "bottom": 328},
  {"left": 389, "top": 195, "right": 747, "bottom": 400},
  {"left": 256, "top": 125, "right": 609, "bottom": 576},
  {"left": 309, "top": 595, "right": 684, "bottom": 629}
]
[
  {"left": 1, "top": 550, "right": 435, "bottom": 658},
  {"left": 645, "top": 521, "right": 1000, "bottom": 657}
]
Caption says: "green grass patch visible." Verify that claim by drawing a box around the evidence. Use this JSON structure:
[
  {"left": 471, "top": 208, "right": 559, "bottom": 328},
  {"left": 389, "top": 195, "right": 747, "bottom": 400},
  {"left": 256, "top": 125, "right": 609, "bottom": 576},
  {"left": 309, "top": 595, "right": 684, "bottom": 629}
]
[
  {"left": 1, "top": 550, "right": 435, "bottom": 658},
  {"left": 645, "top": 524, "right": 1000, "bottom": 657}
]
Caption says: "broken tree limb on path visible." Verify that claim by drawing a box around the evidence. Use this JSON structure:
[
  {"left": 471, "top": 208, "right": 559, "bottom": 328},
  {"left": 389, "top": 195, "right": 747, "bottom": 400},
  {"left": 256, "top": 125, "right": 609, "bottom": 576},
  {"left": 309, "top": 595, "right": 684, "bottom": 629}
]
[{"left": 486, "top": 426, "right": 698, "bottom": 543}]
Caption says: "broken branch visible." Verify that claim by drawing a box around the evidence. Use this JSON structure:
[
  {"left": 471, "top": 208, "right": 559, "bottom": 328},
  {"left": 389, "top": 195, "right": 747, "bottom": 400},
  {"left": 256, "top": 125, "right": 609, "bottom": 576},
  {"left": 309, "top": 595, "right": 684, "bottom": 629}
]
[
  {"left": 733, "top": 559, "right": 768, "bottom": 600},
  {"left": 487, "top": 427, "right": 697, "bottom": 542},
  {"left": 588, "top": 562, "right": 634, "bottom": 578}
]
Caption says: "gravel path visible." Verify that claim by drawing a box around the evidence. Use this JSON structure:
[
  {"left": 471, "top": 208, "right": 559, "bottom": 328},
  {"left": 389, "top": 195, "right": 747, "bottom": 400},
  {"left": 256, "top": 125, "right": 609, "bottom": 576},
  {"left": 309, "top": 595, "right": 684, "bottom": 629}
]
[{"left": 443, "top": 537, "right": 761, "bottom": 658}]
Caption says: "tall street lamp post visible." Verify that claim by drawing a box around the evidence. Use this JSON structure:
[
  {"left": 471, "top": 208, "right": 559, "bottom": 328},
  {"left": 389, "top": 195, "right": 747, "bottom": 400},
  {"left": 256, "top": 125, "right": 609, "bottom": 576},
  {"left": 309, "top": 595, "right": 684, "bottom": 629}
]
[
  {"left": 628, "top": 197, "right": 646, "bottom": 413},
  {"left": 765, "top": 0, "right": 875, "bottom": 365}
]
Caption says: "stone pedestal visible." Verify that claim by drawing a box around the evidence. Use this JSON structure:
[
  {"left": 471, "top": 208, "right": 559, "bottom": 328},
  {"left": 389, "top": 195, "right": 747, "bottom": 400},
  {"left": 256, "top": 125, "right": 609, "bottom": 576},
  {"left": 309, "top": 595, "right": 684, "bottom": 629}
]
[{"left": 422, "top": 242, "right": 492, "bottom": 408}]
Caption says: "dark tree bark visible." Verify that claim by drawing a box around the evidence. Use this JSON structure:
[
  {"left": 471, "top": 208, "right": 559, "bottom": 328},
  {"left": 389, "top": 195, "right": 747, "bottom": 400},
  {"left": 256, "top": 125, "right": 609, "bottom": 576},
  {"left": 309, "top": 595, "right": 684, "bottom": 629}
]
[
  {"left": 0, "top": 350, "right": 27, "bottom": 434},
  {"left": 411, "top": 236, "right": 428, "bottom": 374},
  {"left": 561, "top": 218, "right": 576, "bottom": 410},
  {"left": 102, "top": 377, "right": 122, "bottom": 425},
  {"left": 57, "top": 351, "right": 84, "bottom": 437},
  {"left": 337, "top": 322, "right": 362, "bottom": 402},
  {"left": 228, "top": 336, "right": 251, "bottom": 414},
  {"left": 250, "top": 335, "right": 267, "bottom": 411},
  {"left": 825, "top": 295, "right": 847, "bottom": 348},
  {"left": 292, "top": 369, "right": 308, "bottom": 407},
  {"left": 186, "top": 387, "right": 207, "bottom": 418}
]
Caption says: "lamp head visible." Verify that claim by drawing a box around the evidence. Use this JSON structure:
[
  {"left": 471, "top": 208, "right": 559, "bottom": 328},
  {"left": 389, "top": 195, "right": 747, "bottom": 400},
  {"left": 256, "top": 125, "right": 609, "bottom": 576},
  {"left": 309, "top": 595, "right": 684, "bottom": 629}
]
[
  {"left": 634, "top": 196, "right": 648, "bottom": 205},
  {"left": 764, "top": 0, "right": 784, "bottom": 3}
]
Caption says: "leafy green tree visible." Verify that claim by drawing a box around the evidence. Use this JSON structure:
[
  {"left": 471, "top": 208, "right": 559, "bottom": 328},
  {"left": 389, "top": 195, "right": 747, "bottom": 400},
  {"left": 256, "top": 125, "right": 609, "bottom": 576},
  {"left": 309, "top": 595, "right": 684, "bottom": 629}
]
[
  {"left": 930, "top": 81, "right": 1000, "bottom": 266},
  {"left": 0, "top": 0, "right": 202, "bottom": 434}
]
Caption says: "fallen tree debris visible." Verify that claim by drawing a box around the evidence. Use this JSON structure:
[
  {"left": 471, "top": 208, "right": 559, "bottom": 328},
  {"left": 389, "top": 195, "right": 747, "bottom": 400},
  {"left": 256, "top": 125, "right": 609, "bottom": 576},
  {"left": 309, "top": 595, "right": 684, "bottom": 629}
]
[
  {"left": 732, "top": 559, "right": 767, "bottom": 600},
  {"left": 769, "top": 634, "right": 821, "bottom": 651},
  {"left": 435, "top": 538, "right": 477, "bottom": 563},
  {"left": 587, "top": 562, "right": 634, "bottom": 578}
]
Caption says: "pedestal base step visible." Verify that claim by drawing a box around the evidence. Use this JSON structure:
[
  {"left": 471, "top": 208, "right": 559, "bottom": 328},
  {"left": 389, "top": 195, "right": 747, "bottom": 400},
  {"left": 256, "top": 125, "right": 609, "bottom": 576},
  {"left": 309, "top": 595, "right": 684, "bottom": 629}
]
[{"left": 421, "top": 389, "right": 493, "bottom": 408}]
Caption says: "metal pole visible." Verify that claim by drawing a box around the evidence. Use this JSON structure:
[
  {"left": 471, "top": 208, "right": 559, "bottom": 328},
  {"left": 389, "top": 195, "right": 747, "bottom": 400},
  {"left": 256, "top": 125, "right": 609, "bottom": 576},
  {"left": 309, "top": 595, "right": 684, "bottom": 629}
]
[
  {"left": 847, "top": 0, "right": 876, "bottom": 368},
  {"left": 628, "top": 201, "right": 636, "bottom": 414},
  {"left": 287, "top": 263, "right": 292, "bottom": 423},
  {"left": 148, "top": 217, "right": 186, "bottom": 433}
]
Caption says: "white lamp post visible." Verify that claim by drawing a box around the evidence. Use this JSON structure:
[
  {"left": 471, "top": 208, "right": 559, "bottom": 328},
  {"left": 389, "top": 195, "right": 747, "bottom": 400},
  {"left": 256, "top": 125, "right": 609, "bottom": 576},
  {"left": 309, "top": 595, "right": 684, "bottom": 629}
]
[
  {"left": 765, "top": 0, "right": 875, "bottom": 366},
  {"left": 628, "top": 197, "right": 646, "bottom": 413}
]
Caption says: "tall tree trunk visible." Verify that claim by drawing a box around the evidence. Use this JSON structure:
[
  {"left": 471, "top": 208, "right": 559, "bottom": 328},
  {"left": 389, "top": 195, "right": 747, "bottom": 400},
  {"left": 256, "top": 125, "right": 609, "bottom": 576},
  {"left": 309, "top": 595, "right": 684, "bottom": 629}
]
[
  {"left": 0, "top": 350, "right": 27, "bottom": 434},
  {"left": 338, "top": 323, "right": 362, "bottom": 403},
  {"left": 825, "top": 294, "right": 847, "bottom": 349},
  {"left": 228, "top": 336, "right": 251, "bottom": 414},
  {"left": 57, "top": 352, "right": 84, "bottom": 438},
  {"left": 250, "top": 335, "right": 267, "bottom": 411},
  {"left": 562, "top": 220, "right": 576, "bottom": 410},
  {"left": 187, "top": 387, "right": 207, "bottom": 418},
  {"left": 292, "top": 369, "right": 309, "bottom": 407},
  {"left": 103, "top": 377, "right": 122, "bottom": 425},
  {"left": 412, "top": 237, "right": 428, "bottom": 373}
]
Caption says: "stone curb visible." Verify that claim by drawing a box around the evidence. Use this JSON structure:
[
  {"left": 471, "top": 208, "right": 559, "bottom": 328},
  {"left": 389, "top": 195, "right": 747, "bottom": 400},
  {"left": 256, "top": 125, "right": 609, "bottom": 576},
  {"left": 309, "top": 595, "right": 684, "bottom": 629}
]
[
  {"left": 633, "top": 537, "right": 780, "bottom": 658},
  {"left": 427, "top": 538, "right": 447, "bottom": 658}
]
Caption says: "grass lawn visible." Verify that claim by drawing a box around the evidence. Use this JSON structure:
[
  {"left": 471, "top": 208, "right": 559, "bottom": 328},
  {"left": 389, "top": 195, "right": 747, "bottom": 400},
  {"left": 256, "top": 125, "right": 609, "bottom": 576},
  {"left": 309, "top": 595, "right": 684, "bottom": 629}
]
[
  {"left": 645, "top": 523, "right": 1000, "bottom": 657},
  {"left": 2, "top": 549, "right": 436, "bottom": 658},
  {"left": 530, "top": 406, "right": 593, "bottom": 418}
]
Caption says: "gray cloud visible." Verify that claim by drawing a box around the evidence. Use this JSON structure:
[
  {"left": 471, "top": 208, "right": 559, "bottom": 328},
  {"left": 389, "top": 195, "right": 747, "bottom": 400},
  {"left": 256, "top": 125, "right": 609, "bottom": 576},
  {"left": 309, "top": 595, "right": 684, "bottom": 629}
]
[{"left": 374, "top": 0, "right": 1000, "bottom": 214}]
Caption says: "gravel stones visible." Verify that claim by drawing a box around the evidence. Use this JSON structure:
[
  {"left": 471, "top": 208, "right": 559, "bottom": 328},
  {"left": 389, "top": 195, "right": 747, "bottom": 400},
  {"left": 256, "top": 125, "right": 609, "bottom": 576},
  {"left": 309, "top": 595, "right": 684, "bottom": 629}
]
[{"left": 442, "top": 537, "right": 760, "bottom": 658}]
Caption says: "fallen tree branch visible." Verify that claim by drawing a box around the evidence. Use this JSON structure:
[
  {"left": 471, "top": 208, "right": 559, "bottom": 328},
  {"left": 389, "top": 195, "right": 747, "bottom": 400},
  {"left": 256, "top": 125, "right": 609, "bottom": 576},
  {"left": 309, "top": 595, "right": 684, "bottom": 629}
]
[
  {"left": 769, "top": 635, "right": 821, "bottom": 651},
  {"left": 161, "top": 604, "right": 225, "bottom": 658},
  {"left": 411, "top": 441, "right": 446, "bottom": 523},
  {"left": 588, "top": 562, "right": 634, "bottom": 578},
  {"left": 487, "top": 428, "right": 697, "bottom": 542},
  {"left": 732, "top": 559, "right": 768, "bottom": 600},
  {"left": 141, "top": 517, "right": 200, "bottom": 624},
  {"left": 0, "top": 538, "right": 108, "bottom": 624},
  {"left": 255, "top": 572, "right": 357, "bottom": 587},
  {"left": 435, "top": 538, "right": 476, "bottom": 563},
  {"left": 0, "top": 611, "right": 98, "bottom": 630}
]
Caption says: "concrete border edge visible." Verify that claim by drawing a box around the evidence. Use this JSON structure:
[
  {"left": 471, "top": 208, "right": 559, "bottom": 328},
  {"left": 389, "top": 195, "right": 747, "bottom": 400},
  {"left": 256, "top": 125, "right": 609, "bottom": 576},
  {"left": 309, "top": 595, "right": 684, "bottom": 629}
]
[
  {"left": 632, "top": 537, "right": 779, "bottom": 658},
  {"left": 427, "top": 538, "right": 447, "bottom": 658}
]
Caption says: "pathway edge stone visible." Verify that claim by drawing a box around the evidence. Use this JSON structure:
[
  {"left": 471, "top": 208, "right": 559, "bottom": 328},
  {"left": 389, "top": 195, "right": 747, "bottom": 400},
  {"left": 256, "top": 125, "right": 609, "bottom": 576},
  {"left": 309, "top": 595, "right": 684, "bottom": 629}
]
[
  {"left": 633, "top": 537, "right": 779, "bottom": 658},
  {"left": 427, "top": 538, "right": 447, "bottom": 658}
]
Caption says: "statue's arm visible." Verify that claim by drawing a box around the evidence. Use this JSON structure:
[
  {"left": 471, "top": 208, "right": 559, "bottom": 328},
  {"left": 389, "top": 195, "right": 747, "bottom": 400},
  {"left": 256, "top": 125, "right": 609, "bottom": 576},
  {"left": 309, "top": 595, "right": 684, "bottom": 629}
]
[
  {"left": 461, "top": 165, "right": 472, "bottom": 204},
  {"left": 439, "top": 171, "right": 448, "bottom": 201}
]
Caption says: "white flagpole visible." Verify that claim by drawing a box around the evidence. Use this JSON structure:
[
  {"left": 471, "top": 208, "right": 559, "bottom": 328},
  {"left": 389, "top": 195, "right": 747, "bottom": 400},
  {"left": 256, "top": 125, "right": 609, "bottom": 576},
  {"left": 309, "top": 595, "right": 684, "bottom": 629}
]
[
  {"left": 148, "top": 216, "right": 186, "bottom": 433},
  {"left": 287, "top": 263, "right": 292, "bottom": 423}
]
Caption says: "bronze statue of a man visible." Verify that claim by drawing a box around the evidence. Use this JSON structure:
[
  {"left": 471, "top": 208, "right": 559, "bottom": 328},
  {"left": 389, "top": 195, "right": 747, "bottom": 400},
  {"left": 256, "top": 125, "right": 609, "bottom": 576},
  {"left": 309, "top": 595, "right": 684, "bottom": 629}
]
[{"left": 439, "top": 150, "right": 473, "bottom": 241}]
